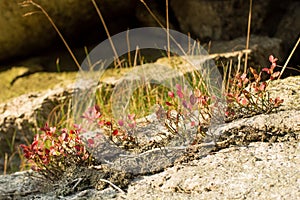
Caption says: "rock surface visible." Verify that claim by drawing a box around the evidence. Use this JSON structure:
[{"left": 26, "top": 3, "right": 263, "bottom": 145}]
[
  {"left": 209, "top": 35, "right": 283, "bottom": 68},
  {"left": 0, "top": 110, "right": 299, "bottom": 199},
  {"left": 275, "top": 2, "right": 300, "bottom": 53},
  {"left": 0, "top": 76, "right": 299, "bottom": 199},
  {"left": 170, "top": 0, "right": 271, "bottom": 41}
]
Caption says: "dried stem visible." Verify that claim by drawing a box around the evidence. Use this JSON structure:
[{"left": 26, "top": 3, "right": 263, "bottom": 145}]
[
  {"left": 91, "top": 0, "right": 122, "bottom": 68},
  {"left": 244, "top": 0, "right": 252, "bottom": 73},
  {"left": 21, "top": 0, "right": 82, "bottom": 70},
  {"left": 166, "top": 0, "right": 170, "bottom": 59},
  {"left": 278, "top": 36, "right": 300, "bottom": 79}
]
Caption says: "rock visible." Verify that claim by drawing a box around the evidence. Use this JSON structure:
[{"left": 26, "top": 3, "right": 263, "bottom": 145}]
[
  {"left": 267, "top": 76, "right": 300, "bottom": 111},
  {"left": 209, "top": 35, "right": 283, "bottom": 68},
  {"left": 0, "top": 124, "right": 299, "bottom": 199},
  {"left": 123, "top": 141, "right": 300, "bottom": 199},
  {"left": 275, "top": 2, "right": 300, "bottom": 53},
  {"left": 275, "top": 2, "right": 300, "bottom": 76},
  {"left": 136, "top": 0, "right": 176, "bottom": 29},
  {"left": 0, "top": 0, "right": 136, "bottom": 64},
  {"left": 170, "top": 0, "right": 271, "bottom": 41},
  {"left": 0, "top": 100, "right": 299, "bottom": 199},
  {"left": 0, "top": 66, "right": 78, "bottom": 102}
]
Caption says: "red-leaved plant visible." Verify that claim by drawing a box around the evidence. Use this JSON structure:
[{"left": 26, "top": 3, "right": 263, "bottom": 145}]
[
  {"left": 80, "top": 105, "right": 138, "bottom": 148},
  {"left": 225, "top": 55, "right": 283, "bottom": 120},
  {"left": 162, "top": 83, "right": 219, "bottom": 145},
  {"left": 20, "top": 123, "right": 92, "bottom": 181}
]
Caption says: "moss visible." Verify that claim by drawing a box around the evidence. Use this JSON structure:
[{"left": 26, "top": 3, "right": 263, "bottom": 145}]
[
  {"left": 0, "top": 66, "right": 134, "bottom": 103},
  {"left": 0, "top": 66, "right": 77, "bottom": 103}
]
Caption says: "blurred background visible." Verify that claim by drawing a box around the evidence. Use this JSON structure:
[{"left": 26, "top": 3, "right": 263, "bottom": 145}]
[{"left": 0, "top": 0, "right": 298, "bottom": 73}]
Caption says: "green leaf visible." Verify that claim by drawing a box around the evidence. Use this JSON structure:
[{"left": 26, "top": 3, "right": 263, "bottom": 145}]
[{"left": 44, "top": 139, "right": 52, "bottom": 149}]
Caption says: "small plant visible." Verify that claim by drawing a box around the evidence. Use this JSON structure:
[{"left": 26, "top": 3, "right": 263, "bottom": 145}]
[
  {"left": 162, "top": 83, "right": 214, "bottom": 145},
  {"left": 20, "top": 123, "right": 93, "bottom": 181},
  {"left": 80, "top": 105, "right": 139, "bottom": 148},
  {"left": 225, "top": 55, "right": 283, "bottom": 120}
]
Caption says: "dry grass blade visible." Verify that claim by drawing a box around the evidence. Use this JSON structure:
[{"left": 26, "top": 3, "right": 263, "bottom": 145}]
[
  {"left": 99, "top": 178, "right": 126, "bottom": 194},
  {"left": 91, "top": 0, "right": 122, "bottom": 68},
  {"left": 244, "top": 0, "right": 252, "bottom": 73},
  {"left": 20, "top": 0, "right": 81, "bottom": 70},
  {"left": 278, "top": 36, "right": 300, "bottom": 79},
  {"left": 166, "top": 0, "right": 170, "bottom": 60}
]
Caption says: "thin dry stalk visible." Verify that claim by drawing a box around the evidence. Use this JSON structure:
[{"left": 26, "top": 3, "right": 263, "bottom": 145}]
[
  {"left": 133, "top": 46, "right": 140, "bottom": 67},
  {"left": 139, "top": 0, "right": 187, "bottom": 57},
  {"left": 166, "top": 0, "right": 171, "bottom": 60},
  {"left": 3, "top": 153, "right": 8, "bottom": 175},
  {"left": 126, "top": 30, "right": 132, "bottom": 67},
  {"left": 244, "top": 0, "right": 252, "bottom": 73},
  {"left": 227, "top": 59, "right": 233, "bottom": 93},
  {"left": 91, "top": 0, "right": 122, "bottom": 68},
  {"left": 278, "top": 36, "right": 300, "bottom": 79},
  {"left": 99, "top": 178, "right": 126, "bottom": 194},
  {"left": 21, "top": 0, "right": 81, "bottom": 70}
]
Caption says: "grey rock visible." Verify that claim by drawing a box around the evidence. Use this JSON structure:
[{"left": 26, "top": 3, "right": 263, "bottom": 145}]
[
  {"left": 0, "top": 68, "right": 299, "bottom": 199},
  {"left": 122, "top": 141, "right": 300, "bottom": 200},
  {"left": 275, "top": 2, "right": 300, "bottom": 55},
  {"left": 0, "top": 108, "right": 299, "bottom": 199},
  {"left": 170, "top": 0, "right": 270, "bottom": 41},
  {"left": 209, "top": 35, "right": 283, "bottom": 68}
]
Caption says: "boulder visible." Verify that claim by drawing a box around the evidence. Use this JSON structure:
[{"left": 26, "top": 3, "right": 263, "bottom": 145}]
[
  {"left": 135, "top": 0, "right": 176, "bottom": 29},
  {"left": 209, "top": 35, "right": 283, "bottom": 69},
  {"left": 0, "top": 0, "right": 136, "bottom": 63},
  {"left": 0, "top": 109, "right": 299, "bottom": 199},
  {"left": 170, "top": 0, "right": 271, "bottom": 41},
  {"left": 275, "top": 2, "right": 300, "bottom": 52},
  {"left": 275, "top": 1, "right": 300, "bottom": 76}
]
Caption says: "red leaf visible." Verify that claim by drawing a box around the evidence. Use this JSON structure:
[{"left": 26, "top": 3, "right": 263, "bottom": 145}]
[
  {"left": 191, "top": 121, "right": 196, "bottom": 126},
  {"left": 118, "top": 119, "right": 124, "bottom": 126},
  {"left": 259, "top": 82, "right": 267, "bottom": 91},
  {"left": 182, "top": 100, "right": 188, "bottom": 108},
  {"left": 94, "top": 105, "right": 101, "bottom": 113},
  {"left": 271, "top": 71, "right": 280, "bottom": 78},
  {"left": 112, "top": 129, "right": 119, "bottom": 136},
  {"left": 98, "top": 120, "right": 105, "bottom": 126},
  {"left": 128, "top": 122, "right": 136, "bottom": 128},
  {"left": 269, "top": 55, "right": 278, "bottom": 63},
  {"left": 128, "top": 114, "right": 135, "bottom": 121},
  {"left": 105, "top": 121, "right": 112, "bottom": 126},
  {"left": 269, "top": 55, "right": 275, "bottom": 63},
  {"left": 177, "top": 89, "right": 184, "bottom": 99},
  {"left": 262, "top": 68, "right": 270, "bottom": 73},
  {"left": 87, "top": 138, "right": 94, "bottom": 145},
  {"left": 168, "top": 91, "right": 175, "bottom": 98},
  {"left": 175, "top": 84, "right": 182, "bottom": 91},
  {"left": 165, "top": 102, "right": 173, "bottom": 106},
  {"left": 40, "top": 123, "right": 50, "bottom": 132},
  {"left": 190, "top": 94, "right": 197, "bottom": 105}
]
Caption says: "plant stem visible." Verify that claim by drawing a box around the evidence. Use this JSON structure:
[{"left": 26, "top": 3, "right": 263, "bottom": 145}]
[
  {"left": 244, "top": 0, "right": 252, "bottom": 73},
  {"left": 278, "top": 36, "right": 300, "bottom": 79},
  {"left": 91, "top": 0, "right": 122, "bottom": 68},
  {"left": 23, "top": 0, "right": 82, "bottom": 70}
]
